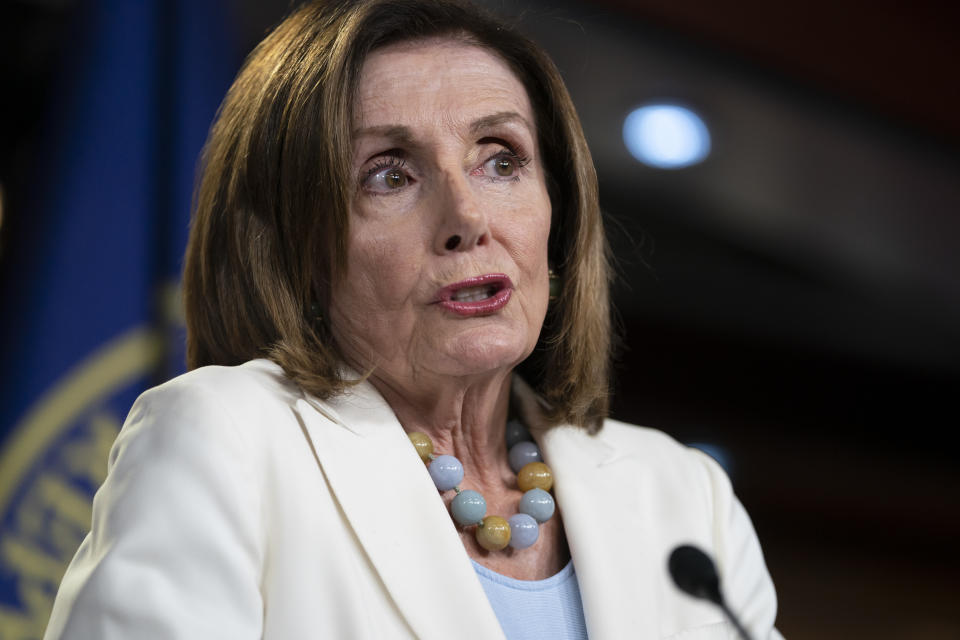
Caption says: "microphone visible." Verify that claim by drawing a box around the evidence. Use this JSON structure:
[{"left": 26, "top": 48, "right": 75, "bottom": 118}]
[{"left": 668, "top": 544, "right": 754, "bottom": 640}]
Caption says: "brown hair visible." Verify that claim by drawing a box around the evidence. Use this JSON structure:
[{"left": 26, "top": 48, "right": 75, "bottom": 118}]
[{"left": 184, "top": 0, "right": 612, "bottom": 431}]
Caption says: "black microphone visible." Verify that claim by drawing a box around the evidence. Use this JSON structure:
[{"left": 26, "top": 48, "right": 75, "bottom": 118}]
[{"left": 668, "top": 544, "right": 754, "bottom": 640}]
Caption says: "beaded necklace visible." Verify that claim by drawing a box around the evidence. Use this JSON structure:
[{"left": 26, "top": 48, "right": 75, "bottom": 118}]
[{"left": 408, "top": 419, "right": 556, "bottom": 551}]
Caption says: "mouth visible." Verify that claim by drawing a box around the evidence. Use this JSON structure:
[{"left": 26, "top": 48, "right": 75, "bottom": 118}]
[{"left": 434, "top": 274, "right": 513, "bottom": 316}]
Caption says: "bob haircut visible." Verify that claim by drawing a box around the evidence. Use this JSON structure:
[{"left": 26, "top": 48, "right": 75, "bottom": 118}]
[{"left": 184, "top": 0, "right": 612, "bottom": 432}]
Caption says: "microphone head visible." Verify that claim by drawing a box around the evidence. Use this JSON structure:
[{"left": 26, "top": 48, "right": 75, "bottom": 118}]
[{"left": 668, "top": 544, "right": 723, "bottom": 605}]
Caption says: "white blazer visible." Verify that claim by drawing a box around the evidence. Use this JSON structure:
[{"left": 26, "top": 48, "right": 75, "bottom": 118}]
[{"left": 45, "top": 359, "right": 782, "bottom": 639}]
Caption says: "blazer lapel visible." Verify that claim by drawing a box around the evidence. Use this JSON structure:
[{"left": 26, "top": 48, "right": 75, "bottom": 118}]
[
  {"left": 297, "top": 374, "right": 661, "bottom": 639},
  {"left": 542, "top": 428, "right": 662, "bottom": 639},
  {"left": 297, "top": 381, "right": 505, "bottom": 639},
  {"left": 514, "top": 379, "right": 661, "bottom": 640}
]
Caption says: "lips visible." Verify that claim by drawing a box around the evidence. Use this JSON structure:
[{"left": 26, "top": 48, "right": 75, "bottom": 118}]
[{"left": 434, "top": 274, "right": 513, "bottom": 316}]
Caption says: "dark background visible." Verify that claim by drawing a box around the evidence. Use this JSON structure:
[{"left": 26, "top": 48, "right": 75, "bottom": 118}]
[{"left": 3, "top": 0, "right": 959, "bottom": 637}]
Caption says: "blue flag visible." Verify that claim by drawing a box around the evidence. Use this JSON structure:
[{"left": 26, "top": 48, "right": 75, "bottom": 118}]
[{"left": 0, "top": 1, "right": 237, "bottom": 635}]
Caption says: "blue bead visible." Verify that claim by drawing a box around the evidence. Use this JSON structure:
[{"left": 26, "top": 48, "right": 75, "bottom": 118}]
[
  {"left": 519, "top": 488, "right": 555, "bottom": 523},
  {"left": 508, "top": 441, "right": 542, "bottom": 474},
  {"left": 428, "top": 455, "right": 463, "bottom": 491},
  {"left": 508, "top": 513, "right": 539, "bottom": 549},
  {"left": 450, "top": 490, "right": 486, "bottom": 526},
  {"left": 505, "top": 419, "right": 531, "bottom": 448}
]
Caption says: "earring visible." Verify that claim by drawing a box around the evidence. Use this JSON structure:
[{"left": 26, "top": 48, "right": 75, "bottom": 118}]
[
  {"left": 309, "top": 302, "right": 323, "bottom": 324},
  {"left": 548, "top": 268, "right": 561, "bottom": 302}
]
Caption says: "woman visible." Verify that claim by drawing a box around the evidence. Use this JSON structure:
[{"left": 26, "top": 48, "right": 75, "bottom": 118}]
[{"left": 45, "top": 1, "right": 782, "bottom": 638}]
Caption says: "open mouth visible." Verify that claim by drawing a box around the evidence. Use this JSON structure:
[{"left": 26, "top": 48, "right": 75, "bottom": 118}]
[
  {"left": 450, "top": 283, "right": 503, "bottom": 302},
  {"left": 435, "top": 274, "right": 513, "bottom": 315}
]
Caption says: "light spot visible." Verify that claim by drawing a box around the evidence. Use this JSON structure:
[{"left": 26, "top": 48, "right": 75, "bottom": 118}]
[{"left": 623, "top": 104, "right": 711, "bottom": 169}]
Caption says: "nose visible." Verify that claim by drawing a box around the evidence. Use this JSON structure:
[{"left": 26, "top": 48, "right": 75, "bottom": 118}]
[{"left": 434, "top": 170, "right": 490, "bottom": 254}]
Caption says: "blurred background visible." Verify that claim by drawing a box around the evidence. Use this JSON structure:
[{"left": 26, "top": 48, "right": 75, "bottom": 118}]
[{"left": 1, "top": 0, "right": 958, "bottom": 637}]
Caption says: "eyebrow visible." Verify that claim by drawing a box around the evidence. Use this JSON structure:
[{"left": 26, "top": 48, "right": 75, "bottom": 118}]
[
  {"left": 352, "top": 111, "right": 533, "bottom": 142},
  {"left": 470, "top": 111, "right": 533, "bottom": 135},
  {"left": 352, "top": 124, "right": 416, "bottom": 144}
]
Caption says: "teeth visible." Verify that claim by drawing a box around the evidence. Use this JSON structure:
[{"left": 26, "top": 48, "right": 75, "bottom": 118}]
[{"left": 452, "top": 285, "right": 497, "bottom": 302}]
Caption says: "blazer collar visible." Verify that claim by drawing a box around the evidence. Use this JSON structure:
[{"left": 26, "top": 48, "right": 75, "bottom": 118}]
[
  {"left": 299, "top": 375, "right": 660, "bottom": 640},
  {"left": 297, "top": 378, "right": 505, "bottom": 639},
  {"left": 514, "top": 377, "right": 662, "bottom": 639}
]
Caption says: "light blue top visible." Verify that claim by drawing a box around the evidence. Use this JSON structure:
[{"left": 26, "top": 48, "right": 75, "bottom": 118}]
[{"left": 472, "top": 559, "right": 589, "bottom": 640}]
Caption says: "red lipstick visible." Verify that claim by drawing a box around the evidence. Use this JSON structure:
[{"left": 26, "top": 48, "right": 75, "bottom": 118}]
[{"left": 433, "top": 274, "right": 513, "bottom": 316}]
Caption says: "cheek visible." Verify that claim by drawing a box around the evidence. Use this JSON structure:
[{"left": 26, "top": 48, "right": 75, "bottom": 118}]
[
  {"left": 503, "top": 192, "right": 552, "bottom": 274},
  {"left": 505, "top": 226, "right": 549, "bottom": 286},
  {"left": 349, "top": 221, "right": 423, "bottom": 301},
  {"left": 329, "top": 221, "right": 425, "bottom": 345},
  {"left": 525, "top": 192, "right": 553, "bottom": 311},
  {"left": 494, "top": 199, "right": 551, "bottom": 338}
]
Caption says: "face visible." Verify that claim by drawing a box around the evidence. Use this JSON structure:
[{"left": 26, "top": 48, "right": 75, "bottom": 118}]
[{"left": 329, "top": 39, "right": 552, "bottom": 386}]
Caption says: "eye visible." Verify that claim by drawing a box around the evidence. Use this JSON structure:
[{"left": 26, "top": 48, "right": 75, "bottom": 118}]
[
  {"left": 362, "top": 156, "right": 411, "bottom": 194},
  {"left": 494, "top": 156, "right": 516, "bottom": 176},
  {"left": 380, "top": 168, "right": 408, "bottom": 189},
  {"left": 481, "top": 149, "right": 529, "bottom": 181}
]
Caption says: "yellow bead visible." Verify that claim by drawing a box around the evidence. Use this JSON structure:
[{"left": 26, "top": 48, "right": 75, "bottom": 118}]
[
  {"left": 408, "top": 432, "right": 433, "bottom": 464},
  {"left": 476, "top": 516, "right": 511, "bottom": 551},
  {"left": 518, "top": 462, "right": 553, "bottom": 492}
]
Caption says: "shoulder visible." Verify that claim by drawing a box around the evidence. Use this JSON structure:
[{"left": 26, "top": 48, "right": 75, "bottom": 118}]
[
  {"left": 593, "top": 420, "right": 779, "bottom": 637},
  {"left": 543, "top": 417, "right": 731, "bottom": 532},
  {"left": 112, "top": 359, "right": 314, "bottom": 483},
  {"left": 96, "top": 359, "right": 314, "bottom": 577},
  {"left": 596, "top": 418, "right": 725, "bottom": 488},
  {"left": 126, "top": 359, "right": 301, "bottom": 436},
  {"left": 46, "top": 363, "right": 277, "bottom": 637},
  {"left": 596, "top": 417, "right": 695, "bottom": 457},
  {"left": 138, "top": 358, "right": 301, "bottom": 414},
  {"left": 577, "top": 419, "right": 742, "bottom": 548}
]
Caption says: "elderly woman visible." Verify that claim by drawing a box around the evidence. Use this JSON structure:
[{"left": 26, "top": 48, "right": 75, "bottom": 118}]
[{"left": 45, "top": 1, "right": 781, "bottom": 638}]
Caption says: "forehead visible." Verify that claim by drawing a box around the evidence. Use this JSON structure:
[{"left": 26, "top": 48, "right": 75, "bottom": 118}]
[{"left": 355, "top": 38, "right": 534, "bottom": 130}]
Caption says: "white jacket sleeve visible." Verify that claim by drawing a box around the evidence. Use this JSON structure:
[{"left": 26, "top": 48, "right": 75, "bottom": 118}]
[
  {"left": 692, "top": 448, "right": 785, "bottom": 640},
  {"left": 44, "top": 380, "right": 264, "bottom": 639}
]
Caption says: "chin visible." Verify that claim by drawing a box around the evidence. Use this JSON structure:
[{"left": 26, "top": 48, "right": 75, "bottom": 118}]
[{"left": 434, "top": 327, "right": 536, "bottom": 378}]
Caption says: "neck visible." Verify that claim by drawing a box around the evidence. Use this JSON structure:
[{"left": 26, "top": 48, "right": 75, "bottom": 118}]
[
  {"left": 369, "top": 369, "right": 513, "bottom": 487},
  {"left": 370, "top": 366, "right": 570, "bottom": 580}
]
